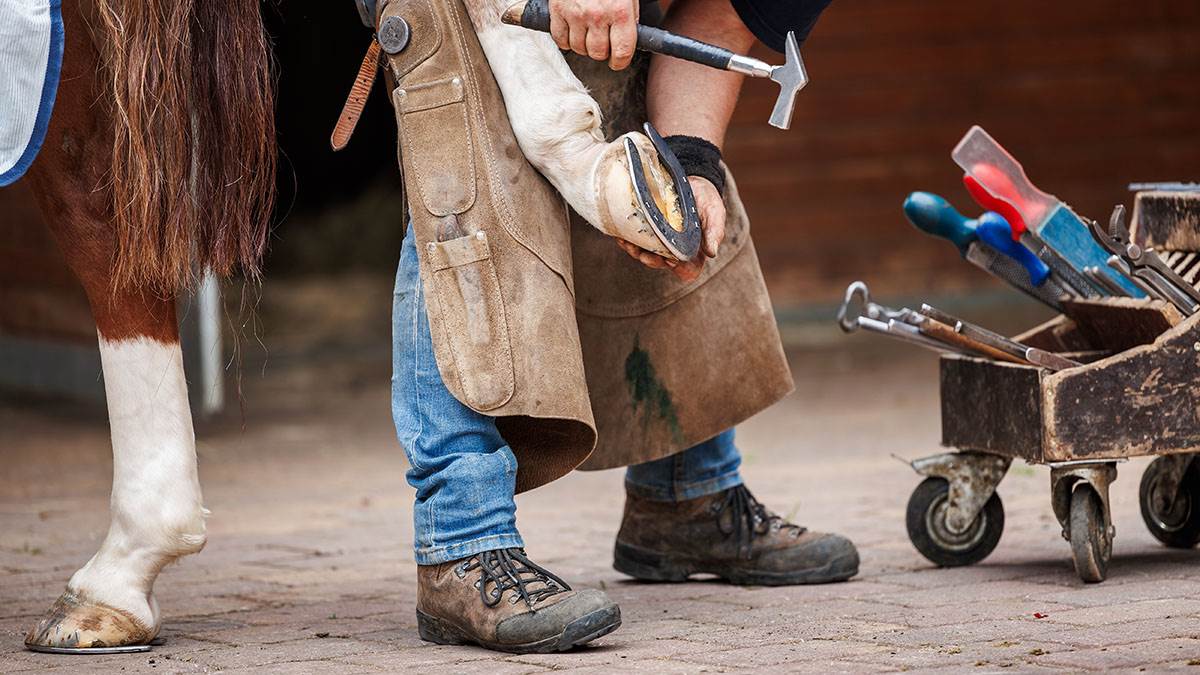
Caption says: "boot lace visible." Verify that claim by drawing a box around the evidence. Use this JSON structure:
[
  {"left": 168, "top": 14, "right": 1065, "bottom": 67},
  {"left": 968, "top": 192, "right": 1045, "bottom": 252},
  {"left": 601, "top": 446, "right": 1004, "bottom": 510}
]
[
  {"left": 461, "top": 548, "right": 571, "bottom": 610},
  {"left": 715, "top": 485, "right": 807, "bottom": 558}
]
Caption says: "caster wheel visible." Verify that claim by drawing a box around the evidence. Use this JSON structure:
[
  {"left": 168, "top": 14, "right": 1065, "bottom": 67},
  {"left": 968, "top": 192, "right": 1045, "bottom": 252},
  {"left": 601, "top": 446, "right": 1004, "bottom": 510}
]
[
  {"left": 1139, "top": 456, "right": 1200, "bottom": 548},
  {"left": 906, "top": 477, "right": 1004, "bottom": 567},
  {"left": 1070, "top": 486, "right": 1111, "bottom": 583}
]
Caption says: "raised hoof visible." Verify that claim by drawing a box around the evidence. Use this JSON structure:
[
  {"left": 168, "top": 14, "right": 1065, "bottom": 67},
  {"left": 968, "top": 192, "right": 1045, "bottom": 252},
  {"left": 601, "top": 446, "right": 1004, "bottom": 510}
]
[
  {"left": 596, "top": 128, "right": 700, "bottom": 262},
  {"left": 25, "top": 591, "right": 156, "bottom": 652}
]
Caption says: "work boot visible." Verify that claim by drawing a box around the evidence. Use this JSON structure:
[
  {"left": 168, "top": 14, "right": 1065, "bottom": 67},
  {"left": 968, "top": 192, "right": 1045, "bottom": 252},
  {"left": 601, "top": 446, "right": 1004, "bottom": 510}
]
[
  {"left": 416, "top": 548, "right": 621, "bottom": 653},
  {"left": 614, "top": 484, "right": 860, "bottom": 586}
]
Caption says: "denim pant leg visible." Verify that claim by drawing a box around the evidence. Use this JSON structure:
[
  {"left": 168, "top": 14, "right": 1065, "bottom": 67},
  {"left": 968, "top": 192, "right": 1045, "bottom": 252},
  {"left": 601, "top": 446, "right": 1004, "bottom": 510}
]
[
  {"left": 392, "top": 223, "right": 524, "bottom": 565},
  {"left": 624, "top": 429, "right": 744, "bottom": 502}
]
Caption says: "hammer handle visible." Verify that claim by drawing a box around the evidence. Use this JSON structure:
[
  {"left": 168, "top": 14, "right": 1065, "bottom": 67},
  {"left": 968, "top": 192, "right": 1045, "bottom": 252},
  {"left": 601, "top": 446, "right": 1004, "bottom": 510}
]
[{"left": 506, "top": 0, "right": 736, "bottom": 71}]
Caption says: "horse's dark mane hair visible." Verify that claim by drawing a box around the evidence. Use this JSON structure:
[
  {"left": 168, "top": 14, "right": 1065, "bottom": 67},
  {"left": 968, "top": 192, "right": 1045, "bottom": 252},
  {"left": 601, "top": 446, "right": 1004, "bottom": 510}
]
[{"left": 92, "top": 0, "right": 276, "bottom": 292}]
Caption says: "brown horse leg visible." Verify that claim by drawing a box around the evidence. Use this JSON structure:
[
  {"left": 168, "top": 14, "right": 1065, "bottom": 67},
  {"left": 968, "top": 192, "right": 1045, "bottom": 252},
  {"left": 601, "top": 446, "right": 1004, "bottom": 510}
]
[{"left": 21, "top": 3, "right": 206, "bottom": 651}]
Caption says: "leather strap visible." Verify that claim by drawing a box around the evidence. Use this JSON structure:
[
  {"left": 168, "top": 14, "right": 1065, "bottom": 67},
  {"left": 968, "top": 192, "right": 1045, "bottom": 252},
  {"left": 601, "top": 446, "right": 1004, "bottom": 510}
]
[{"left": 330, "top": 39, "right": 381, "bottom": 152}]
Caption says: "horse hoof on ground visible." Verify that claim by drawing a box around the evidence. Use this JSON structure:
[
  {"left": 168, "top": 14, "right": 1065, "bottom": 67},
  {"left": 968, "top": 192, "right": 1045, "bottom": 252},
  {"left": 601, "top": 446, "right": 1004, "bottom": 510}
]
[
  {"left": 25, "top": 591, "right": 156, "bottom": 653},
  {"left": 595, "top": 128, "right": 701, "bottom": 262}
]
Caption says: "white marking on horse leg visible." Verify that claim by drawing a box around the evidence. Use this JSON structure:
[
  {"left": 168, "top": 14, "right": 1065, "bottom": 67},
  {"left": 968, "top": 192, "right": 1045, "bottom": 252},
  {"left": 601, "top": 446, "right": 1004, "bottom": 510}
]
[
  {"left": 66, "top": 335, "right": 206, "bottom": 633},
  {"left": 460, "top": 0, "right": 675, "bottom": 256},
  {"left": 466, "top": 3, "right": 606, "bottom": 218}
]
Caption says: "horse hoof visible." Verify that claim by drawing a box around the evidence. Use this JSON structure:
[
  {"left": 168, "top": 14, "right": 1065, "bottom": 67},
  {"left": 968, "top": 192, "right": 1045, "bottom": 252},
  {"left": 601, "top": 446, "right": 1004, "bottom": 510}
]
[
  {"left": 595, "top": 128, "right": 701, "bottom": 262},
  {"left": 25, "top": 591, "right": 156, "bottom": 652}
]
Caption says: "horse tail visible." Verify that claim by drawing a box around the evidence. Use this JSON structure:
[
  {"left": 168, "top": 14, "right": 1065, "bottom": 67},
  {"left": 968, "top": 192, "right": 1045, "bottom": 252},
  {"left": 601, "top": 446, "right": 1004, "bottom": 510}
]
[{"left": 92, "top": 0, "right": 276, "bottom": 292}]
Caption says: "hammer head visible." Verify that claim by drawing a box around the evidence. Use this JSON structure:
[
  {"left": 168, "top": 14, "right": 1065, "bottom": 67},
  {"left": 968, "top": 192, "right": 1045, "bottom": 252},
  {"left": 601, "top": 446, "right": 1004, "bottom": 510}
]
[{"left": 768, "top": 32, "right": 808, "bottom": 130}]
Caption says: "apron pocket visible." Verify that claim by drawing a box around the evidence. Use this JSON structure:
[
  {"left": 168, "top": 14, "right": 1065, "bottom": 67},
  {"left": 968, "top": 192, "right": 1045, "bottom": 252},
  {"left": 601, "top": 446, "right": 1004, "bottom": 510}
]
[
  {"left": 426, "top": 230, "right": 515, "bottom": 411},
  {"left": 394, "top": 77, "right": 476, "bottom": 216}
]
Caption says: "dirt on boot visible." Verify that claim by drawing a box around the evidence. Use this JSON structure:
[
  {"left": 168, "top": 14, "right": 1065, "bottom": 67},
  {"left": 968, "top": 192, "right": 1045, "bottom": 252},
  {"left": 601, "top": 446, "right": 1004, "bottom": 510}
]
[
  {"left": 416, "top": 548, "right": 621, "bottom": 653},
  {"left": 614, "top": 484, "right": 860, "bottom": 585}
]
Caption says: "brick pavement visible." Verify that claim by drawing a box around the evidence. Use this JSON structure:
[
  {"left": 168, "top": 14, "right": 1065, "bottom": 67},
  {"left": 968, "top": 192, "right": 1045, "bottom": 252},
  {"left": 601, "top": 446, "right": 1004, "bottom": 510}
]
[{"left": 3, "top": 285, "right": 1200, "bottom": 673}]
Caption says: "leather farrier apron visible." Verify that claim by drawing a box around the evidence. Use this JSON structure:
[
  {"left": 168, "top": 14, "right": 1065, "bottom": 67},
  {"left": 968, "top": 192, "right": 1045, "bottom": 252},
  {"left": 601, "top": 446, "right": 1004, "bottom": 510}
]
[{"left": 380, "top": 0, "right": 794, "bottom": 492}]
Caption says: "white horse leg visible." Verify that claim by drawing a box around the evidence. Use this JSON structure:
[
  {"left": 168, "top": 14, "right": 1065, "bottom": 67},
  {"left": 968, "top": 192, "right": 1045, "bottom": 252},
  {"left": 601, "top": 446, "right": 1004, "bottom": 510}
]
[
  {"left": 25, "top": 335, "right": 206, "bottom": 650},
  {"left": 464, "top": 0, "right": 685, "bottom": 257}
]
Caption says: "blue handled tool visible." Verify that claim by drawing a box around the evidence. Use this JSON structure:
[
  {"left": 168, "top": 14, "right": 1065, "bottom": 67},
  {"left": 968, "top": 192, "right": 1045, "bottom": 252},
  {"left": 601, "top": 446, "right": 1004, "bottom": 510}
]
[
  {"left": 903, "top": 192, "right": 1068, "bottom": 311},
  {"left": 975, "top": 213, "right": 1051, "bottom": 286},
  {"left": 903, "top": 192, "right": 978, "bottom": 254}
]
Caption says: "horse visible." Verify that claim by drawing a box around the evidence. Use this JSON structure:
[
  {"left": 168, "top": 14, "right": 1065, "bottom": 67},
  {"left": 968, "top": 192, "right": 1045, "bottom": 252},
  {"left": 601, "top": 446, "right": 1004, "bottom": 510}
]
[
  {"left": 18, "top": 0, "right": 275, "bottom": 652},
  {"left": 15, "top": 0, "right": 686, "bottom": 653}
]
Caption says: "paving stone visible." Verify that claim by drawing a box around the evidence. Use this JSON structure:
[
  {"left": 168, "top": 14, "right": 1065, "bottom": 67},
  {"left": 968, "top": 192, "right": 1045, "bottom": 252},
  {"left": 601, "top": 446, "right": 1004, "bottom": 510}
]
[
  {"left": 1036, "top": 578, "right": 1200, "bottom": 609},
  {"left": 1038, "top": 598, "right": 1200, "bottom": 627},
  {"left": 1034, "top": 637, "right": 1200, "bottom": 670},
  {"left": 552, "top": 658, "right": 732, "bottom": 674},
  {"left": 674, "top": 639, "right": 889, "bottom": 668},
  {"left": 845, "top": 638, "right": 1075, "bottom": 671},
  {"left": 185, "top": 636, "right": 380, "bottom": 670},
  {"left": 875, "top": 618, "right": 1052, "bottom": 647},
  {"left": 1037, "top": 617, "right": 1200, "bottom": 649},
  {"left": 218, "top": 660, "right": 381, "bottom": 674},
  {"left": 870, "top": 599, "right": 1079, "bottom": 629},
  {"left": 876, "top": 580, "right": 1073, "bottom": 609}
]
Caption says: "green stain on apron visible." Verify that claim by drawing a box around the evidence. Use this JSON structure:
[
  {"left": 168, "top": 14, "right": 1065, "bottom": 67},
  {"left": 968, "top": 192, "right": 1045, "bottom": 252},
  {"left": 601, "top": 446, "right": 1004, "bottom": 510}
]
[{"left": 624, "top": 336, "right": 684, "bottom": 445}]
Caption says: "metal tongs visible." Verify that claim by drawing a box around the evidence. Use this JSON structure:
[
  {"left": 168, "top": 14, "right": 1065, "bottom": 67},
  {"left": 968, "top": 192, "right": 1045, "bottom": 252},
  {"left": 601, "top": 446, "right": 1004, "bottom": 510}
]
[
  {"left": 1087, "top": 206, "right": 1200, "bottom": 315},
  {"left": 836, "top": 282, "right": 956, "bottom": 354},
  {"left": 837, "top": 281, "right": 1080, "bottom": 371}
]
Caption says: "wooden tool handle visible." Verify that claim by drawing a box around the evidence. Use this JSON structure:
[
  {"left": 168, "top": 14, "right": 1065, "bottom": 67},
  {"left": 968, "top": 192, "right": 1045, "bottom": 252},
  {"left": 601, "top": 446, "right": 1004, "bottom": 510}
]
[{"left": 919, "top": 320, "right": 1028, "bottom": 365}]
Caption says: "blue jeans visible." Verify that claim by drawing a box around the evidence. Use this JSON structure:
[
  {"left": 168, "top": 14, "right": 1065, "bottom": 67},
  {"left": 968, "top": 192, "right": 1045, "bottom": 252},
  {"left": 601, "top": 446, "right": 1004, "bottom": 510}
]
[{"left": 392, "top": 224, "right": 743, "bottom": 565}]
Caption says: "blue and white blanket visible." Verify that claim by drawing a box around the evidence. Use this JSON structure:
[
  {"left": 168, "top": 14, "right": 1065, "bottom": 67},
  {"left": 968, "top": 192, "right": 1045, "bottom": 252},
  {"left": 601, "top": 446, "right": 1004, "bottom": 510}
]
[{"left": 0, "top": 0, "right": 63, "bottom": 186}]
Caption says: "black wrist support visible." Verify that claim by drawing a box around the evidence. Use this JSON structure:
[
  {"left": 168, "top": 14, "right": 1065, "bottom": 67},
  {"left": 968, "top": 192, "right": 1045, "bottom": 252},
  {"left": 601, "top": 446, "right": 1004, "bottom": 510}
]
[{"left": 663, "top": 135, "right": 726, "bottom": 197}]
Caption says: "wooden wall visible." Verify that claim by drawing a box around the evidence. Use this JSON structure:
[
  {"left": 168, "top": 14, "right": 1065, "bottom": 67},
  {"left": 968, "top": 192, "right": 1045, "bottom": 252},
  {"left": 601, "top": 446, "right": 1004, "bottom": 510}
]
[{"left": 725, "top": 0, "right": 1200, "bottom": 306}]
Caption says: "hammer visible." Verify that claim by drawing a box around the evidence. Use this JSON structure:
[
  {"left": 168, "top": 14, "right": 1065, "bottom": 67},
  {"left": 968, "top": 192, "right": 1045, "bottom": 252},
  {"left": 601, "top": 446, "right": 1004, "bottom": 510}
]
[{"left": 501, "top": 0, "right": 808, "bottom": 130}]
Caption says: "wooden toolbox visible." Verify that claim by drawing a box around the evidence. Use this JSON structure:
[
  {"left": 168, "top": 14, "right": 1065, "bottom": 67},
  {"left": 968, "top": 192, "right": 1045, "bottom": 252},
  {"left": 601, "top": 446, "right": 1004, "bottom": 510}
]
[
  {"left": 905, "top": 189, "right": 1200, "bottom": 583},
  {"left": 940, "top": 298, "right": 1196, "bottom": 463}
]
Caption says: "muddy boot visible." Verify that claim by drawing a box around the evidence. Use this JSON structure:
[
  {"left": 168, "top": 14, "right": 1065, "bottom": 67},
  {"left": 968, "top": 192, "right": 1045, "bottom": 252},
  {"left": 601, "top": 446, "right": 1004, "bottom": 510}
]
[
  {"left": 416, "top": 548, "right": 621, "bottom": 653},
  {"left": 614, "top": 484, "right": 859, "bottom": 586}
]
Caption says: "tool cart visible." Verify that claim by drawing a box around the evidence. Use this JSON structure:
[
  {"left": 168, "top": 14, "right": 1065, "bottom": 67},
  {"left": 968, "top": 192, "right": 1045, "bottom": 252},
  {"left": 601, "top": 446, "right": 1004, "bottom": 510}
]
[
  {"left": 909, "top": 292, "right": 1197, "bottom": 583},
  {"left": 839, "top": 126, "right": 1200, "bottom": 583}
]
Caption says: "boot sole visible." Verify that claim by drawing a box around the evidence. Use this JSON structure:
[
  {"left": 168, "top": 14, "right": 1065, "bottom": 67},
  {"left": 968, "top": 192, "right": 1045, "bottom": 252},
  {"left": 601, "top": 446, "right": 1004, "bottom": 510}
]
[
  {"left": 416, "top": 604, "right": 621, "bottom": 654},
  {"left": 613, "top": 541, "right": 859, "bottom": 586}
]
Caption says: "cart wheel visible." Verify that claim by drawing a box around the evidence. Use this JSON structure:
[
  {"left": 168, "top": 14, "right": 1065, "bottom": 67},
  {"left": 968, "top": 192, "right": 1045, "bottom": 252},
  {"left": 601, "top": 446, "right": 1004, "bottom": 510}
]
[
  {"left": 1069, "top": 486, "right": 1111, "bottom": 583},
  {"left": 906, "top": 477, "right": 1004, "bottom": 567},
  {"left": 1139, "top": 457, "right": 1200, "bottom": 548}
]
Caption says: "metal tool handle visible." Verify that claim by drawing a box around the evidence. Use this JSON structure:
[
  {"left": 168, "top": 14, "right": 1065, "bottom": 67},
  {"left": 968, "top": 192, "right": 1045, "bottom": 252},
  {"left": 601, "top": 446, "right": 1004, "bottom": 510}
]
[
  {"left": 1085, "top": 266, "right": 1128, "bottom": 296},
  {"left": 851, "top": 317, "right": 960, "bottom": 355},
  {"left": 506, "top": 0, "right": 739, "bottom": 72},
  {"left": 1107, "top": 256, "right": 1163, "bottom": 300},
  {"left": 903, "top": 192, "right": 978, "bottom": 255},
  {"left": 975, "top": 213, "right": 1050, "bottom": 286}
]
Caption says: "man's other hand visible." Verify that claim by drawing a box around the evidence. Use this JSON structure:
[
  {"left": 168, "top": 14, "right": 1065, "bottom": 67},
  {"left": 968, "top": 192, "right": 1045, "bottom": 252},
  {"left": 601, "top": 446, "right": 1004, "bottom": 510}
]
[
  {"left": 616, "top": 176, "right": 727, "bottom": 282},
  {"left": 549, "top": 0, "right": 639, "bottom": 70}
]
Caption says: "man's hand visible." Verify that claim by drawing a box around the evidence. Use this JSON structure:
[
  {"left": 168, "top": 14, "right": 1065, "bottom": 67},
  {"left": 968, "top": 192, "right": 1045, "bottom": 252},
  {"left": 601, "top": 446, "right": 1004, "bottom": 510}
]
[
  {"left": 548, "top": 0, "right": 639, "bottom": 70},
  {"left": 616, "top": 176, "right": 726, "bottom": 282}
]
